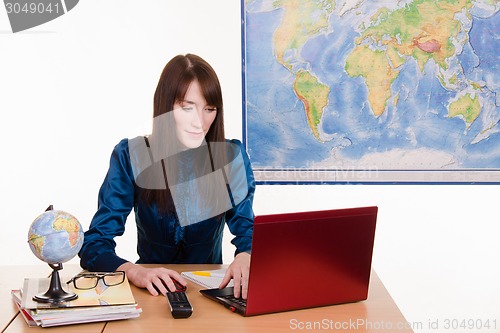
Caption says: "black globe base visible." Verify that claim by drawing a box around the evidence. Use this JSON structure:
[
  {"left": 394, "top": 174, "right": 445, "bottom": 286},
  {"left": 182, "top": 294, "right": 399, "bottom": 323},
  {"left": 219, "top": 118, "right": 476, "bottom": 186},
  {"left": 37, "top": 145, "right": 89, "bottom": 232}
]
[{"left": 33, "top": 263, "right": 78, "bottom": 303}]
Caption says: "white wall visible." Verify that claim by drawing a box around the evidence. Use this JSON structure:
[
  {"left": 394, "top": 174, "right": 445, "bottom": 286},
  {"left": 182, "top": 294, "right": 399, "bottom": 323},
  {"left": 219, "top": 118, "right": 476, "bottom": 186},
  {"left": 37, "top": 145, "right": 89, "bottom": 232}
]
[{"left": 0, "top": 1, "right": 498, "bottom": 332}]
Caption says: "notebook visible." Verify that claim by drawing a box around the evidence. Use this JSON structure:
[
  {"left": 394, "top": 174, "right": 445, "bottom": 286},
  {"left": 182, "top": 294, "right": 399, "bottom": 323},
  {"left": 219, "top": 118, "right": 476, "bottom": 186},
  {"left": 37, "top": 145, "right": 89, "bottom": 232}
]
[
  {"left": 181, "top": 269, "right": 232, "bottom": 289},
  {"left": 200, "top": 206, "right": 378, "bottom": 316}
]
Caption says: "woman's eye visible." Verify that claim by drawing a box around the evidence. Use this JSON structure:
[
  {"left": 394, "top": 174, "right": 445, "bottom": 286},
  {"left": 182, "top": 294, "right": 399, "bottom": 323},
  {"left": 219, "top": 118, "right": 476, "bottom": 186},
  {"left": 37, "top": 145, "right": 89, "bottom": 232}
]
[
  {"left": 205, "top": 107, "right": 217, "bottom": 113},
  {"left": 182, "top": 106, "right": 194, "bottom": 111}
]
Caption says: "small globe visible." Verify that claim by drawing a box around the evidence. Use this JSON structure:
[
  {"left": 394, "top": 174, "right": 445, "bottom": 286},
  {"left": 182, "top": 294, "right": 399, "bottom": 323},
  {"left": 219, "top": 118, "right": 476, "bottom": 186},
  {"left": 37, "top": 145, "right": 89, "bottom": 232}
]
[{"left": 28, "top": 209, "right": 84, "bottom": 264}]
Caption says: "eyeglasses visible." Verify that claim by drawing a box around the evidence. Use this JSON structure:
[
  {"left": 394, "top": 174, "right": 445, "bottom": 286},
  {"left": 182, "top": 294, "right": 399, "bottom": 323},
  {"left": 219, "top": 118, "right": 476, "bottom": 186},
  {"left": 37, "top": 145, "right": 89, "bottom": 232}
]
[{"left": 66, "top": 271, "right": 125, "bottom": 290}]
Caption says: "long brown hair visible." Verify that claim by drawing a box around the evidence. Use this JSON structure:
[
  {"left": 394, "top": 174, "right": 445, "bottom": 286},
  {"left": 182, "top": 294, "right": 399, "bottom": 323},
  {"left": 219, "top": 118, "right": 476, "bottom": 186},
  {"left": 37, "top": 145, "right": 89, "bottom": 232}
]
[
  {"left": 137, "top": 54, "right": 226, "bottom": 214},
  {"left": 153, "top": 54, "right": 225, "bottom": 142}
]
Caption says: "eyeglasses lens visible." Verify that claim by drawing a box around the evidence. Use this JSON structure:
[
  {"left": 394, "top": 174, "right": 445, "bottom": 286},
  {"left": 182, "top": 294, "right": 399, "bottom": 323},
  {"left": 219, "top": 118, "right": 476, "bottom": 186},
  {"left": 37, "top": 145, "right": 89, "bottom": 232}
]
[
  {"left": 75, "top": 276, "right": 99, "bottom": 289},
  {"left": 103, "top": 273, "right": 124, "bottom": 286}
]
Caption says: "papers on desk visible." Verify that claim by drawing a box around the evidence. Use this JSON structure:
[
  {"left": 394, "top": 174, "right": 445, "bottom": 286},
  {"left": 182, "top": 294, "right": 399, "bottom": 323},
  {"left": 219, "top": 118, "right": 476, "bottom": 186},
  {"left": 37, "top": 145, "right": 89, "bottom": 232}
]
[
  {"left": 11, "top": 290, "right": 37, "bottom": 327},
  {"left": 11, "top": 275, "right": 141, "bottom": 327},
  {"left": 181, "top": 269, "right": 233, "bottom": 289}
]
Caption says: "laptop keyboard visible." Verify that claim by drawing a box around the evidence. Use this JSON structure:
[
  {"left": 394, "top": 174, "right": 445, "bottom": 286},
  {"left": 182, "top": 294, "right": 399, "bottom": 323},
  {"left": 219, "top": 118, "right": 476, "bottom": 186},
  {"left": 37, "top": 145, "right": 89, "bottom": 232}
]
[{"left": 223, "top": 295, "right": 247, "bottom": 307}]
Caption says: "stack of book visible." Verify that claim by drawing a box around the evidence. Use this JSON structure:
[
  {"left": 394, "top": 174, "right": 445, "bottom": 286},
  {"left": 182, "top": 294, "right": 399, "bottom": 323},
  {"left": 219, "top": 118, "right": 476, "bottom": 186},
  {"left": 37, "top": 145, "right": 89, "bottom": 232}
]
[{"left": 11, "top": 274, "right": 141, "bottom": 327}]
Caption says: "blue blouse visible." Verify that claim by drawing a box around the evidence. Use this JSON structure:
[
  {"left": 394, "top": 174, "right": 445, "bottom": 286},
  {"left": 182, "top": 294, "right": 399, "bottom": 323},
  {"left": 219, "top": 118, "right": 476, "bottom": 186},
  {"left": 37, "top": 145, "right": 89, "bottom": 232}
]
[{"left": 79, "top": 138, "right": 255, "bottom": 272}]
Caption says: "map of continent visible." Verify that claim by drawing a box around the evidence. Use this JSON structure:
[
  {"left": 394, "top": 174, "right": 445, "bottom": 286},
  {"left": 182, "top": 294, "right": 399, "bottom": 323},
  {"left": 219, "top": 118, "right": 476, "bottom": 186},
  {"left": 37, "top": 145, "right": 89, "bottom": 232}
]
[
  {"left": 243, "top": 0, "right": 499, "bottom": 182},
  {"left": 53, "top": 216, "right": 82, "bottom": 247}
]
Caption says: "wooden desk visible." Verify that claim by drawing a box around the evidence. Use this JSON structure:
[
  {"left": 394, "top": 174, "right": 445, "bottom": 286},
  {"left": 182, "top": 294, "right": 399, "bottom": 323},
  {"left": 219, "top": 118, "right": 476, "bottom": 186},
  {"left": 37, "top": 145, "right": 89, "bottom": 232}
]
[{"left": 1, "top": 264, "right": 413, "bottom": 332}]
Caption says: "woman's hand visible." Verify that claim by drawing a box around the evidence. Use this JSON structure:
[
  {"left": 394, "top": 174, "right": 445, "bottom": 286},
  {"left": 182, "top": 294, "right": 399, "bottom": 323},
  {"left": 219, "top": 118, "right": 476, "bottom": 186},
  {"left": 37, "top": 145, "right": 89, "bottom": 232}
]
[
  {"left": 117, "top": 262, "right": 187, "bottom": 296},
  {"left": 219, "top": 252, "right": 251, "bottom": 299}
]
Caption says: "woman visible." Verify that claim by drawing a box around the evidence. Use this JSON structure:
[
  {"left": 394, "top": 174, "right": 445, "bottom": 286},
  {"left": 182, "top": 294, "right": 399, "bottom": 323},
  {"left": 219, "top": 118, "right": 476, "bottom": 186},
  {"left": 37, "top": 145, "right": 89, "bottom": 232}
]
[{"left": 79, "top": 54, "right": 255, "bottom": 299}]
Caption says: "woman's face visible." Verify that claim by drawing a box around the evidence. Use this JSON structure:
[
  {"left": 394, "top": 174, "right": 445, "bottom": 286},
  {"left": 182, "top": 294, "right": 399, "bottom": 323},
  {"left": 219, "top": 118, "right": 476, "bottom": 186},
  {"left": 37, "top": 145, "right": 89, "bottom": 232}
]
[{"left": 173, "top": 80, "right": 217, "bottom": 149}]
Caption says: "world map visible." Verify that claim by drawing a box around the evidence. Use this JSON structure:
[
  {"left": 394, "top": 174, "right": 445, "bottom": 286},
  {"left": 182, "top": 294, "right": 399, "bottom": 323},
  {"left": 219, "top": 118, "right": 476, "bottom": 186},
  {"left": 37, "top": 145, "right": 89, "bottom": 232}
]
[{"left": 243, "top": 0, "right": 499, "bottom": 183}]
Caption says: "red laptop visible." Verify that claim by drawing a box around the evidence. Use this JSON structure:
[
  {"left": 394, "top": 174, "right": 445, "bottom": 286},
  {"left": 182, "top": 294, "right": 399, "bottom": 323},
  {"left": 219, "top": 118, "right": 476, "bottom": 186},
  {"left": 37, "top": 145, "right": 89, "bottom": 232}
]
[{"left": 200, "top": 206, "right": 378, "bottom": 316}]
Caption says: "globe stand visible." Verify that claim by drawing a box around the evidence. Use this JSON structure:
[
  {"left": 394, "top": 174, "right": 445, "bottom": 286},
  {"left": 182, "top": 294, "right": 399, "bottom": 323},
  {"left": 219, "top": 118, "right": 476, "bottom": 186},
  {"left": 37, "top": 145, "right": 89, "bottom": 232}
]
[{"left": 33, "top": 263, "right": 78, "bottom": 303}]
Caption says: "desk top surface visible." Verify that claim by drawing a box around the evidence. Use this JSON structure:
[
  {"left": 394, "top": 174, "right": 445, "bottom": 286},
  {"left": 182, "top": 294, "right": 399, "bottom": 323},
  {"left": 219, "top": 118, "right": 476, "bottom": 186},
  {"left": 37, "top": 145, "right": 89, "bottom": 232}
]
[{"left": 1, "top": 264, "right": 413, "bottom": 333}]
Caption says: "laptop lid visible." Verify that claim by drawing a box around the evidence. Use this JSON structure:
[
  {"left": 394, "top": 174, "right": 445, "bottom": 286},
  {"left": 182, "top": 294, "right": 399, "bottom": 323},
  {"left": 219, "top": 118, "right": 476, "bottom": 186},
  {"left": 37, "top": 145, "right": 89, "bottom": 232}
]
[{"left": 201, "top": 206, "right": 378, "bottom": 316}]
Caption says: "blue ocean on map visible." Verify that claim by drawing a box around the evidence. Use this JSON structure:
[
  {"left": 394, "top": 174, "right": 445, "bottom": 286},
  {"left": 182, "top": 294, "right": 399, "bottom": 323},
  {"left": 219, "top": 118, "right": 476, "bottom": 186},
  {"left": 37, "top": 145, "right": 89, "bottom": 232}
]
[{"left": 244, "top": 1, "right": 499, "bottom": 178}]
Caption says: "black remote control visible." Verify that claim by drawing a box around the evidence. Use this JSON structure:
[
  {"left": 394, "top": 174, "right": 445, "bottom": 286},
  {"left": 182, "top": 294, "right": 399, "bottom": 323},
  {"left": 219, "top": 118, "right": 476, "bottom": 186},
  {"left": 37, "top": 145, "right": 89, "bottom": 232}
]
[{"left": 166, "top": 291, "right": 193, "bottom": 319}]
